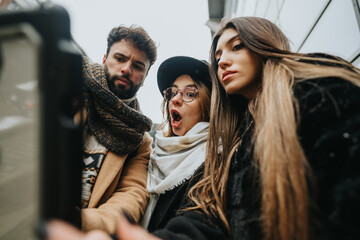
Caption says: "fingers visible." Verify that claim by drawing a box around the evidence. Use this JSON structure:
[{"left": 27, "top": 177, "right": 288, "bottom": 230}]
[
  {"left": 46, "top": 220, "right": 112, "bottom": 240},
  {"left": 83, "top": 230, "right": 112, "bottom": 240},
  {"left": 45, "top": 217, "right": 161, "bottom": 240},
  {"left": 47, "top": 220, "right": 84, "bottom": 240},
  {"left": 116, "top": 216, "right": 161, "bottom": 240}
]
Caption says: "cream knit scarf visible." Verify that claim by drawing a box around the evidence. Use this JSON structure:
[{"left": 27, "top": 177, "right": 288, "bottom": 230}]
[{"left": 141, "top": 122, "right": 209, "bottom": 228}]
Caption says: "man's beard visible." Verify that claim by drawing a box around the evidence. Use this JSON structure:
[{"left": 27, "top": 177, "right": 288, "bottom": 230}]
[{"left": 104, "top": 64, "right": 141, "bottom": 99}]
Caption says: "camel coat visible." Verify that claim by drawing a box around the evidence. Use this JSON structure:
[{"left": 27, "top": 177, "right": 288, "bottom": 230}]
[{"left": 81, "top": 133, "right": 152, "bottom": 234}]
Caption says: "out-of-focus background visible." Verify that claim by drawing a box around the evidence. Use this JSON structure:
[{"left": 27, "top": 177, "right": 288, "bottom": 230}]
[{"left": 1, "top": 0, "right": 359, "bottom": 124}]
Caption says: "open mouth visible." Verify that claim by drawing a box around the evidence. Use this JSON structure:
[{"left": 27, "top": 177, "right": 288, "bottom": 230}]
[
  {"left": 171, "top": 109, "right": 182, "bottom": 126},
  {"left": 172, "top": 110, "right": 182, "bottom": 122}
]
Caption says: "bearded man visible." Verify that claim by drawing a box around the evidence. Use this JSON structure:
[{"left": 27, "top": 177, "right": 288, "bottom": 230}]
[{"left": 79, "top": 25, "right": 157, "bottom": 234}]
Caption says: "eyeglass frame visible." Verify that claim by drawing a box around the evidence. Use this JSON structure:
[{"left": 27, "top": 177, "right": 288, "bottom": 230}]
[{"left": 163, "top": 86, "right": 199, "bottom": 103}]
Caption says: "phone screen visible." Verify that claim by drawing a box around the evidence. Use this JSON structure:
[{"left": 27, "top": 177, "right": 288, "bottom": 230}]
[
  {"left": 0, "top": 25, "right": 40, "bottom": 240},
  {"left": 0, "top": 6, "right": 83, "bottom": 239}
]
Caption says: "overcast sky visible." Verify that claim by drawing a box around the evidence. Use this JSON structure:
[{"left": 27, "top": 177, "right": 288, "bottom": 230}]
[{"left": 52, "top": 0, "right": 212, "bottom": 124}]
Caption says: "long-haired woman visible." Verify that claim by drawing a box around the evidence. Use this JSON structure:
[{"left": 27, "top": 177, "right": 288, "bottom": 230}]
[{"left": 189, "top": 16, "right": 360, "bottom": 240}]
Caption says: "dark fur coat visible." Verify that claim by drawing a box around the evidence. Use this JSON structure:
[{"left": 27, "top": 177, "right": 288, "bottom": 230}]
[{"left": 152, "top": 76, "right": 360, "bottom": 240}]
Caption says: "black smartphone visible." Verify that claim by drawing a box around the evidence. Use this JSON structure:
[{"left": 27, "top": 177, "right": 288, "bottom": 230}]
[{"left": 0, "top": 4, "right": 83, "bottom": 239}]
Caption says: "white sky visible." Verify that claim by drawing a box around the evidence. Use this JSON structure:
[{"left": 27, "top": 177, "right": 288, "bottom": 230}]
[{"left": 51, "top": 0, "right": 212, "bottom": 124}]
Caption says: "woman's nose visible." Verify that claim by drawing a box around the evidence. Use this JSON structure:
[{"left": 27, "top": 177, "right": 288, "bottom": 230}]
[
  {"left": 218, "top": 56, "right": 231, "bottom": 69},
  {"left": 171, "top": 92, "right": 183, "bottom": 105}
]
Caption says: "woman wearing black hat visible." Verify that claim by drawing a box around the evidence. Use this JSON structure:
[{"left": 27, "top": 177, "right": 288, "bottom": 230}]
[
  {"left": 140, "top": 56, "right": 213, "bottom": 232},
  {"left": 45, "top": 56, "right": 213, "bottom": 240}
]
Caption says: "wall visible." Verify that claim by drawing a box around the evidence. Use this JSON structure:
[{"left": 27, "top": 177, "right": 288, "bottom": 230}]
[{"left": 222, "top": 0, "right": 360, "bottom": 68}]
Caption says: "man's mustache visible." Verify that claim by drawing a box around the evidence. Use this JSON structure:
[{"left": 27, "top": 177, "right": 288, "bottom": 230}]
[
  {"left": 110, "top": 74, "right": 135, "bottom": 89},
  {"left": 112, "top": 74, "right": 131, "bottom": 83}
]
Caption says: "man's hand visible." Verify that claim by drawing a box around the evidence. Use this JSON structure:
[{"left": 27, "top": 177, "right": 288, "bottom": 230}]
[
  {"left": 46, "top": 216, "right": 161, "bottom": 240},
  {"left": 116, "top": 215, "right": 161, "bottom": 240},
  {"left": 47, "top": 220, "right": 111, "bottom": 240}
]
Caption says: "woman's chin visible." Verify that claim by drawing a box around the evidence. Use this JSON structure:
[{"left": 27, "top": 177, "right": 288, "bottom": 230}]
[{"left": 172, "top": 127, "right": 185, "bottom": 137}]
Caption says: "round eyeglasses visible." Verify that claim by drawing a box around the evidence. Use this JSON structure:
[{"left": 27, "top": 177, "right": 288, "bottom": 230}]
[{"left": 163, "top": 86, "right": 199, "bottom": 103}]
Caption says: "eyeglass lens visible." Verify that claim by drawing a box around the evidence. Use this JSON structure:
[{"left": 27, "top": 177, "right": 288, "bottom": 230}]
[{"left": 164, "top": 87, "right": 197, "bottom": 102}]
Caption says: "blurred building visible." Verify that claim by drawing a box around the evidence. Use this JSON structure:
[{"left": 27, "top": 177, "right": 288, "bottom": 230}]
[
  {"left": 207, "top": 0, "right": 360, "bottom": 68},
  {"left": 0, "top": 0, "right": 48, "bottom": 10}
]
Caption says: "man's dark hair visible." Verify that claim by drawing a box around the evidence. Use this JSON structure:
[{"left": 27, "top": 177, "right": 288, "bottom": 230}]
[{"left": 106, "top": 25, "right": 157, "bottom": 67}]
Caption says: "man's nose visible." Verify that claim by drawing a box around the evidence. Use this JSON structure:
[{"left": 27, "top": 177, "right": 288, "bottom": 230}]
[{"left": 121, "top": 62, "right": 132, "bottom": 75}]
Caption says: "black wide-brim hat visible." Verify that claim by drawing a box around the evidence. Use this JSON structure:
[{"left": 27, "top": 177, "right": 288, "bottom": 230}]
[{"left": 157, "top": 56, "right": 212, "bottom": 95}]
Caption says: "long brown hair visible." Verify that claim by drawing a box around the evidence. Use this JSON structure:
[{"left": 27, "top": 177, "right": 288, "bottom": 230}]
[
  {"left": 160, "top": 76, "right": 211, "bottom": 137},
  {"left": 187, "top": 16, "right": 360, "bottom": 240}
]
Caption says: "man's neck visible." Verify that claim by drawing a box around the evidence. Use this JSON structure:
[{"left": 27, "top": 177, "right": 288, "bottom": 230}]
[{"left": 120, "top": 95, "right": 136, "bottom": 105}]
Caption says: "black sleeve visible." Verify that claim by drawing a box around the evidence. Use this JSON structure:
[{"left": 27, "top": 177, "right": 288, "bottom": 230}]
[
  {"left": 294, "top": 77, "right": 360, "bottom": 239},
  {"left": 152, "top": 169, "right": 227, "bottom": 240},
  {"left": 153, "top": 211, "right": 226, "bottom": 240}
]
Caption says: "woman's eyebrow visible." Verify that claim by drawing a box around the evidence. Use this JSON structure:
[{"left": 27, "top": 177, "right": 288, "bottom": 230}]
[{"left": 215, "top": 34, "right": 241, "bottom": 56}]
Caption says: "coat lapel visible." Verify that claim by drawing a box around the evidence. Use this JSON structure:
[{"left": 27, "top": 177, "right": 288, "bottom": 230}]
[{"left": 88, "top": 151, "right": 126, "bottom": 207}]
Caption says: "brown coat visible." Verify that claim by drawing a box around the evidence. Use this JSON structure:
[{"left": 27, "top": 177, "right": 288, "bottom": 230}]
[{"left": 81, "top": 133, "right": 152, "bottom": 234}]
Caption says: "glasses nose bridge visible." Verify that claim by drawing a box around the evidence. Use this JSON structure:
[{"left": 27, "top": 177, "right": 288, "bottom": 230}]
[{"left": 172, "top": 89, "right": 184, "bottom": 102}]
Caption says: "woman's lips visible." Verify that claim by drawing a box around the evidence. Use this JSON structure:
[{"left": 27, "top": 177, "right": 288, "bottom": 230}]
[
  {"left": 171, "top": 119, "right": 182, "bottom": 128},
  {"left": 171, "top": 109, "right": 182, "bottom": 128},
  {"left": 222, "top": 70, "right": 236, "bottom": 82}
]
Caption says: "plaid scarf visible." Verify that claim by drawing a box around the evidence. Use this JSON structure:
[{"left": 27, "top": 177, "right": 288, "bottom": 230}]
[{"left": 81, "top": 56, "right": 152, "bottom": 155}]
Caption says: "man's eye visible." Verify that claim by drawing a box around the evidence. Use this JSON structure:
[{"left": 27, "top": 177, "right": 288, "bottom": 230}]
[
  {"left": 233, "top": 42, "right": 244, "bottom": 51},
  {"left": 116, "top": 57, "right": 126, "bottom": 62},
  {"left": 133, "top": 64, "right": 144, "bottom": 71}
]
